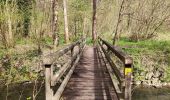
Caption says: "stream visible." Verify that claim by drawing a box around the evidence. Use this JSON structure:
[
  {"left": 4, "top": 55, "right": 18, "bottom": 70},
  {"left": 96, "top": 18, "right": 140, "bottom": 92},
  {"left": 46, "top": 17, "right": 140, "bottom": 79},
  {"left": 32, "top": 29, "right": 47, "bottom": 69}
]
[
  {"left": 132, "top": 87, "right": 170, "bottom": 100},
  {"left": 0, "top": 82, "right": 45, "bottom": 100},
  {"left": 0, "top": 83, "right": 170, "bottom": 100}
]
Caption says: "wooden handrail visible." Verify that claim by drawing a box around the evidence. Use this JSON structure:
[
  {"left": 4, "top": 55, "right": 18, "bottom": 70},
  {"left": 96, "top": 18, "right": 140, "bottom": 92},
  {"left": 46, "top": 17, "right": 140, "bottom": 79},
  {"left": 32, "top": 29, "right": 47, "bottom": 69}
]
[
  {"left": 98, "top": 37, "right": 133, "bottom": 65},
  {"left": 98, "top": 37, "right": 132, "bottom": 100},
  {"left": 51, "top": 52, "right": 79, "bottom": 86},
  {"left": 43, "top": 39, "right": 82, "bottom": 65},
  {"left": 43, "top": 38, "right": 86, "bottom": 100},
  {"left": 98, "top": 41, "right": 124, "bottom": 83}
]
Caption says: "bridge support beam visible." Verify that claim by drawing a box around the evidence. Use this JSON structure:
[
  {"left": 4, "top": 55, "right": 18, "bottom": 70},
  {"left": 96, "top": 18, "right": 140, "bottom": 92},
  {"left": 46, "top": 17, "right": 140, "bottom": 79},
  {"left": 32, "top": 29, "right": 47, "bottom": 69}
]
[
  {"left": 45, "top": 65, "right": 53, "bottom": 100},
  {"left": 124, "top": 65, "right": 132, "bottom": 100}
]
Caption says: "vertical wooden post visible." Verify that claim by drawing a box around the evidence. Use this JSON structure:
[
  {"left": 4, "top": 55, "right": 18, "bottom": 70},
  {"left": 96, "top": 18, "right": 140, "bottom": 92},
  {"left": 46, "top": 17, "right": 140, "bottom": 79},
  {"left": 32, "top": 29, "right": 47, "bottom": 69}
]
[
  {"left": 45, "top": 65, "right": 53, "bottom": 100},
  {"left": 78, "top": 43, "right": 81, "bottom": 55},
  {"left": 71, "top": 46, "right": 75, "bottom": 67},
  {"left": 124, "top": 64, "right": 132, "bottom": 100},
  {"left": 71, "top": 47, "right": 74, "bottom": 57}
]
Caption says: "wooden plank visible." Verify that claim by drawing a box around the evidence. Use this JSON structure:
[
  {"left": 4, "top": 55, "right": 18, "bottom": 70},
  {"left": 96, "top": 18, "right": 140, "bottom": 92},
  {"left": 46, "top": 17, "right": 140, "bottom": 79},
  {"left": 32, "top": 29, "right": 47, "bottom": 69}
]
[
  {"left": 51, "top": 53, "right": 79, "bottom": 86},
  {"left": 62, "top": 47, "right": 118, "bottom": 100},
  {"left": 43, "top": 39, "right": 81, "bottom": 65},
  {"left": 99, "top": 37, "right": 133, "bottom": 100},
  {"left": 98, "top": 37, "right": 133, "bottom": 65},
  {"left": 125, "top": 73, "right": 132, "bottom": 100},
  {"left": 44, "top": 37, "right": 85, "bottom": 100},
  {"left": 98, "top": 47, "right": 123, "bottom": 93},
  {"left": 53, "top": 55, "right": 80, "bottom": 100},
  {"left": 45, "top": 65, "right": 53, "bottom": 100},
  {"left": 61, "top": 95, "right": 113, "bottom": 100},
  {"left": 51, "top": 61, "right": 71, "bottom": 86},
  {"left": 99, "top": 41, "right": 124, "bottom": 83},
  {"left": 53, "top": 44, "right": 85, "bottom": 100}
]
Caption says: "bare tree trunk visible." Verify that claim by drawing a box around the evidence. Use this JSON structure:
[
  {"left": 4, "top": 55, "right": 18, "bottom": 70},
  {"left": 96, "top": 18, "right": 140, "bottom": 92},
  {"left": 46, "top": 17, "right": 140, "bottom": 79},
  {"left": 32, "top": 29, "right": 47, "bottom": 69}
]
[
  {"left": 92, "top": 0, "right": 97, "bottom": 46},
  {"left": 63, "top": 0, "right": 69, "bottom": 43},
  {"left": 7, "top": 15, "right": 13, "bottom": 47},
  {"left": 113, "top": 0, "right": 125, "bottom": 45},
  {"left": 6, "top": 0, "right": 14, "bottom": 48},
  {"left": 52, "top": 0, "right": 59, "bottom": 48},
  {"left": 74, "top": 18, "right": 77, "bottom": 37},
  {"left": 83, "top": 17, "right": 87, "bottom": 37}
]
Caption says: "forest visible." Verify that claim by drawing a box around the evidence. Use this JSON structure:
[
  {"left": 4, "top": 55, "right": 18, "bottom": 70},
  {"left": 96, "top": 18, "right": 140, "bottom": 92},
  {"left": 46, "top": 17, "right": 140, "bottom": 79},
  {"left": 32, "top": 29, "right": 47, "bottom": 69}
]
[{"left": 0, "top": 0, "right": 170, "bottom": 100}]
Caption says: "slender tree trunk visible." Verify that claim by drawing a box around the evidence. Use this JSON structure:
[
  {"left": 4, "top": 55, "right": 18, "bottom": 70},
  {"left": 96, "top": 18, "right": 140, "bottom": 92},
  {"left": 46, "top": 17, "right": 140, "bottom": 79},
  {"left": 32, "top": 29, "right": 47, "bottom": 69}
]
[
  {"left": 52, "top": 0, "right": 59, "bottom": 48},
  {"left": 113, "top": 0, "right": 125, "bottom": 45},
  {"left": 92, "top": 0, "right": 97, "bottom": 45},
  {"left": 74, "top": 18, "right": 77, "bottom": 37},
  {"left": 7, "top": 14, "right": 13, "bottom": 47},
  {"left": 6, "top": 0, "right": 14, "bottom": 48},
  {"left": 83, "top": 17, "right": 87, "bottom": 38},
  {"left": 63, "top": 0, "right": 69, "bottom": 43}
]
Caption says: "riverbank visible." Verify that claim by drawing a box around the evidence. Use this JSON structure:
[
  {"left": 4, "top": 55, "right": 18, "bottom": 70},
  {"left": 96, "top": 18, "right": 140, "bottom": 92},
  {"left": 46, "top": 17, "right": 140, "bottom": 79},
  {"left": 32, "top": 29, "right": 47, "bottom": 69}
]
[
  {"left": 0, "top": 81, "right": 45, "bottom": 100},
  {"left": 118, "top": 36, "right": 170, "bottom": 88},
  {"left": 1, "top": 82, "right": 170, "bottom": 100},
  {"left": 132, "top": 86, "right": 170, "bottom": 100}
]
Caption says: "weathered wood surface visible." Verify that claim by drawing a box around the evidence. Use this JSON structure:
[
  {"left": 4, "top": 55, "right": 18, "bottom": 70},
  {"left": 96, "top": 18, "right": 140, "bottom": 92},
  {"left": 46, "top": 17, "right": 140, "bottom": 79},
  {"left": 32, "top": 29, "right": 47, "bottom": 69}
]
[
  {"left": 99, "top": 41, "right": 124, "bottom": 83},
  {"left": 44, "top": 38, "right": 85, "bottom": 100},
  {"left": 61, "top": 46, "right": 118, "bottom": 100},
  {"left": 98, "top": 37, "right": 132, "bottom": 100},
  {"left": 43, "top": 40, "right": 81, "bottom": 65},
  {"left": 98, "top": 37, "right": 133, "bottom": 65}
]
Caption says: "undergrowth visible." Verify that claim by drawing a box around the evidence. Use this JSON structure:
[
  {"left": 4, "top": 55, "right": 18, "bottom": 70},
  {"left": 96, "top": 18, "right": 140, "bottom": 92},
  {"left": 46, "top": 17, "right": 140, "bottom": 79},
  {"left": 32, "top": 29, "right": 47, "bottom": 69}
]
[{"left": 118, "top": 37, "right": 170, "bottom": 82}]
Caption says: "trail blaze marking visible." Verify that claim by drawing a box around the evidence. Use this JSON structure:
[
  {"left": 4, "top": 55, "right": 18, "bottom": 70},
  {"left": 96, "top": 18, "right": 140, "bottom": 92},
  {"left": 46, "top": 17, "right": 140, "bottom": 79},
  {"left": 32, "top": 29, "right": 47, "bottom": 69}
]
[{"left": 125, "top": 68, "right": 132, "bottom": 75}]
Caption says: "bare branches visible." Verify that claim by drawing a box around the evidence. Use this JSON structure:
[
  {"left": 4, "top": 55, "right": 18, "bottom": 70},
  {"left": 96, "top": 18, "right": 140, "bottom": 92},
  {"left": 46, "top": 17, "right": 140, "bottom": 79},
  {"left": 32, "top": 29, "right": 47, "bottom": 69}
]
[
  {"left": 0, "top": 0, "right": 18, "bottom": 48},
  {"left": 113, "top": 0, "right": 125, "bottom": 45},
  {"left": 123, "top": 0, "right": 170, "bottom": 41}
]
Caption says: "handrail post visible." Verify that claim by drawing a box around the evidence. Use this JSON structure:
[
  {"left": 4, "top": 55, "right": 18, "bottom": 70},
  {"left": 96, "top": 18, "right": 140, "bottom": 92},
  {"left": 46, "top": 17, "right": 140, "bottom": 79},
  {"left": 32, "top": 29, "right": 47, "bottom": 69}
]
[
  {"left": 71, "top": 47, "right": 74, "bottom": 57},
  {"left": 71, "top": 47, "right": 74, "bottom": 66},
  {"left": 78, "top": 43, "right": 81, "bottom": 55},
  {"left": 98, "top": 37, "right": 133, "bottom": 100},
  {"left": 124, "top": 64, "right": 132, "bottom": 100},
  {"left": 45, "top": 64, "right": 53, "bottom": 100}
]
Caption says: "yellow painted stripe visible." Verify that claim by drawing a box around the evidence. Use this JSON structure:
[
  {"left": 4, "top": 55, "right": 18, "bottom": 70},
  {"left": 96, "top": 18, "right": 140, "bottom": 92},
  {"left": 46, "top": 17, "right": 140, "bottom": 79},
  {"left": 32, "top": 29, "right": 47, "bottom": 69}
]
[{"left": 125, "top": 68, "right": 132, "bottom": 75}]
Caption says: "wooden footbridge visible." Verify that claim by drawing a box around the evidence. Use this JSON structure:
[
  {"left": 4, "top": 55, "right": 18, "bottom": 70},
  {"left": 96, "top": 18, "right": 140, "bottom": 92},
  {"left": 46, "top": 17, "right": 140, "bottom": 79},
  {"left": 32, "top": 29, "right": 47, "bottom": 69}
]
[{"left": 43, "top": 37, "right": 133, "bottom": 100}]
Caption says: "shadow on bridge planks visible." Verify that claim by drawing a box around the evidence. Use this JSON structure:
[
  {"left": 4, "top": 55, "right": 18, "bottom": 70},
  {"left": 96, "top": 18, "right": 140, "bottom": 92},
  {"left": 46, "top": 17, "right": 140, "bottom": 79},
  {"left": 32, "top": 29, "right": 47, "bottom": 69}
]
[{"left": 61, "top": 46, "right": 118, "bottom": 100}]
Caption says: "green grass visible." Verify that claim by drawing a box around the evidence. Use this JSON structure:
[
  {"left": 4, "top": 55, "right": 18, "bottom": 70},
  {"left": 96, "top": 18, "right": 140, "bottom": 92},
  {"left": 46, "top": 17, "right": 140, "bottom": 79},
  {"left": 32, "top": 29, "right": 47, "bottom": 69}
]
[
  {"left": 42, "top": 36, "right": 53, "bottom": 45},
  {"left": 86, "top": 37, "right": 93, "bottom": 45},
  {"left": 0, "top": 49, "right": 5, "bottom": 59},
  {"left": 118, "top": 37, "right": 170, "bottom": 54},
  {"left": 117, "top": 37, "right": 170, "bottom": 82},
  {"left": 15, "top": 38, "right": 33, "bottom": 45}
]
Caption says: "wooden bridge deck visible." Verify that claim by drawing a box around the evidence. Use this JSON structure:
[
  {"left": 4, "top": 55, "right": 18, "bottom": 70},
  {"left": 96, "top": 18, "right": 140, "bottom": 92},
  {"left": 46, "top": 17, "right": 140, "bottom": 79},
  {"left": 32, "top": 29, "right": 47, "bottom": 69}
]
[{"left": 62, "top": 46, "right": 118, "bottom": 100}]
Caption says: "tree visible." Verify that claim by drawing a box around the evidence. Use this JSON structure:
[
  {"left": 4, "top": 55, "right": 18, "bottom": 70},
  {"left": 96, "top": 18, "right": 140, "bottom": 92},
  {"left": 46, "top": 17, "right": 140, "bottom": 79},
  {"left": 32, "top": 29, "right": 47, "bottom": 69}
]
[
  {"left": 0, "top": 0, "right": 18, "bottom": 48},
  {"left": 68, "top": 0, "right": 91, "bottom": 39},
  {"left": 112, "top": 0, "right": 125, "bottom": 45},
  {"left": 6, "top": 0, "right": 14, "bottom": 47},
  {"left": 52, "top": 0, "right": 59, "bottom": 48},
  {"left": 17, "top": 0, "right": 32, "bottom": 37},
  {"left": 92, "top": 0, "right": 97, "bottom": 45},
  {"left": 63, "top": 0, "right": 69, "bottom": 43}
]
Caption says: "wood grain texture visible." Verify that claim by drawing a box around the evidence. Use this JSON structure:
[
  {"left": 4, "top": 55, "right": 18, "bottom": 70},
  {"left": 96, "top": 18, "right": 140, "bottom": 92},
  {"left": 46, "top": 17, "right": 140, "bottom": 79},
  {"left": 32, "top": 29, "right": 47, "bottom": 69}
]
[{"left": 61, "top": 46, "right": 118, "bottom": 100}]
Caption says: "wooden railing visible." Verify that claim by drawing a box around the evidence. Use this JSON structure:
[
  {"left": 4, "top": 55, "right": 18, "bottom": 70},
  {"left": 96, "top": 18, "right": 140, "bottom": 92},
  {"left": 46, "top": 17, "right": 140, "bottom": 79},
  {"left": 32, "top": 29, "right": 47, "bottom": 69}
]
[
  {"left": 43, "top": 38, "right": 85, "bottom": 100},
  {"left": 98, "top": 37, "right": 133, "bottom": 100}
]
